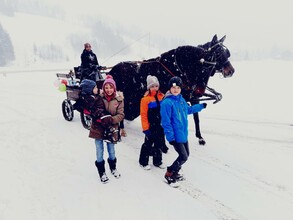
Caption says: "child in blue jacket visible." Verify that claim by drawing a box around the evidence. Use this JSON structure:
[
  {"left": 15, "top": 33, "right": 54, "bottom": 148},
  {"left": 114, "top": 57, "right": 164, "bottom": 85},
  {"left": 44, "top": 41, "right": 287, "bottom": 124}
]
[{"left": 160, "top": 76, "right": 207, "bottom": 187}]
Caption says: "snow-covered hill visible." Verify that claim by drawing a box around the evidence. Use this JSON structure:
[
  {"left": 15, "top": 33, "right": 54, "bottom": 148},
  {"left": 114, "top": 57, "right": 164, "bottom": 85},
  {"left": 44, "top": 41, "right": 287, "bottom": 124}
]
[
  {"left": 0, "top": 60, "right": 292, "bottom": 220},
  {"left": 0, "top": 11, "right": 165, "bottom": 68}
]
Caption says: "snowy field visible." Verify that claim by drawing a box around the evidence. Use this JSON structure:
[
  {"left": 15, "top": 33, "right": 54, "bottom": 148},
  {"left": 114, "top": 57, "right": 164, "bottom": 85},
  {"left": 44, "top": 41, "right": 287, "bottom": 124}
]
[{"left": 0, "top": 60, "right": 292, "bottom": 220}]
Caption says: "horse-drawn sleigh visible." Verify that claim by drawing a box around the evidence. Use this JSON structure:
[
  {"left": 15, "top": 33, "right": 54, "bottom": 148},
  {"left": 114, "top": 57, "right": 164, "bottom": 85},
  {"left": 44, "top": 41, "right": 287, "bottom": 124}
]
[{"left": 57, "top": 35, "right": 235, "bottom": 144}]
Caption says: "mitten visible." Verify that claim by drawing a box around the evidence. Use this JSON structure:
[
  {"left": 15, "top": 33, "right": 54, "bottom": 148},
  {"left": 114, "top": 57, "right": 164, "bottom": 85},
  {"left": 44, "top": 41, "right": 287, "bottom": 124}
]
[
  {"left": 98, "top": 66, "right": 106, "bottom": 70},
  {"left": 143, "top": 130, "right": 151, "bottom": 136},
  {"left": 202, "top": 103, "right": 207, "bottom": 108}
]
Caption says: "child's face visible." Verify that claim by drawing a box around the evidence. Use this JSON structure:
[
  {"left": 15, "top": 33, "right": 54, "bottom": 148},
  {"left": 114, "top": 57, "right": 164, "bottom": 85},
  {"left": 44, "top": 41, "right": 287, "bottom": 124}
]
[
  {"left": 104, "top": 83, "right": 115, "bottom": 96},
  {"left": 92, "top": 86, "right": 98, "bottom": 95},
  {"left": 149, "top": 85, "right": 159, "bottom": 92},
  {"left": 170, "top": 86, "right": 181, "bottom": 96}
]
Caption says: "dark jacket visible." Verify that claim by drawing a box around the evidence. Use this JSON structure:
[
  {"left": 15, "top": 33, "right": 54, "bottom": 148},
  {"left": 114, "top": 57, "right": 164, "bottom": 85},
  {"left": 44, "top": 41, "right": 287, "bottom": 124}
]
[
  {"left": 82, "top": 94, "right": 105, "bottom": 120},
  {"left": 81, "top": 49, "right": 99, "bottom": 69}
]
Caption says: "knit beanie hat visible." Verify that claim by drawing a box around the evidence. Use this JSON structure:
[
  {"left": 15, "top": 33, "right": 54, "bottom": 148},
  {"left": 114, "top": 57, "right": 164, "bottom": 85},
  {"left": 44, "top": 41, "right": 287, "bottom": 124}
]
[
  {"left": 168, "top": 76, "right": 183, "bottom": 89},
  {"left": 146, "top": 75, "right": 160, "bottom": 90},
  {"left": 103, "top": 75, "right": 116, "bottom": 92},
  {"left": 80, "top": 79, "right": 96, "bottom": 95}
]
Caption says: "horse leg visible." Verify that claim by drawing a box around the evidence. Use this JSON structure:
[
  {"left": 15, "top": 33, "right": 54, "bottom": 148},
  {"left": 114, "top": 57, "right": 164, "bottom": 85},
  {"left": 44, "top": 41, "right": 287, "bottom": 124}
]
[{"left": 193, "top": 112, "right": 206, "bottom": 145}]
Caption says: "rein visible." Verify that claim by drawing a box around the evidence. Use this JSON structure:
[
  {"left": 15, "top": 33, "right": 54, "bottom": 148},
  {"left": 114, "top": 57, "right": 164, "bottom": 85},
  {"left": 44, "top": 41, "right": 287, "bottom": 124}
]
[
  {"left": 157, "top": 61, "right": 175, "bottom": 77},
  {"left": 136, "top": 60, "right": 176, "bottom": 77}
]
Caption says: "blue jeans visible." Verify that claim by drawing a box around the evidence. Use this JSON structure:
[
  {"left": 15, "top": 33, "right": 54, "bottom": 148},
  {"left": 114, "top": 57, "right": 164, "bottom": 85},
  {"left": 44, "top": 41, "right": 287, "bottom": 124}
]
[{"left": 95, "top": 139, "right": 116, "bottom": 162}]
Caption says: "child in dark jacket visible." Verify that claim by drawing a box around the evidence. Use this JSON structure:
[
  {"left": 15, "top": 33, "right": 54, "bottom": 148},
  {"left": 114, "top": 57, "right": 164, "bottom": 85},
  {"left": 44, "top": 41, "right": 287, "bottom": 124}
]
[
  {"left": 139, "top": 75, "right": 168, "bottom": 170},
  {"left": 79, "top": 79, "right": 119, "bottom": 143},
  {"left": 160, "top": 76, "right": 207, "bottom": 187}
]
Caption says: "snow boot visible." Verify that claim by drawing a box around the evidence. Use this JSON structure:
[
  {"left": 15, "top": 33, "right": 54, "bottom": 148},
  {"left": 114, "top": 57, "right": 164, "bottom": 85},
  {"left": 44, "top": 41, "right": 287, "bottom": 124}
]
[
  {"left": 164, "top": 171, "right": 179, "bottom": 187},
  {"left": 140, "top": 164, "right": 151, "bottom": 170},
  {"left": 100, "top": 173, "right": 110, "bottom": 183},
  {"left": 108, "top": 158, "right": 121, "bottom": 179},
  {"left": 173, "top": 171, "right": 185, "bottom": 181},
  {"left": 154, "top": 163, "right": 166, "bottom": 169},
  {"left": 95, "top": 160, "right": 109, "bottom": 183}
]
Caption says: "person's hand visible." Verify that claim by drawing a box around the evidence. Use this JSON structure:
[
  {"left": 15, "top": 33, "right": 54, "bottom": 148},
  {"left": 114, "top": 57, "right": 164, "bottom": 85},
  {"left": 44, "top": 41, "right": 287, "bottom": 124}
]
[
  {"left": 97, "top": 66, "right": 106, "bottom": 70},
  {"left": 143, "top": 130, "right": 151, "bottom": 136},
  {"left": 169, "top": 140, "right": 176, "bottom": 146},
  {"left": 202, "top": 103, "right": 207, "bottom": 108}
]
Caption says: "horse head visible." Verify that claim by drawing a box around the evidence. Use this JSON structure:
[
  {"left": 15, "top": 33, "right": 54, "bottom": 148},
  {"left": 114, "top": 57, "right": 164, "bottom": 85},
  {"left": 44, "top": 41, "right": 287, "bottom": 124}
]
[
  {"left": 172, "top": 35, "right": 235, "bottom": 101},
  {"left": 202, "top": 35, "right": 235, "bottom": 78}
]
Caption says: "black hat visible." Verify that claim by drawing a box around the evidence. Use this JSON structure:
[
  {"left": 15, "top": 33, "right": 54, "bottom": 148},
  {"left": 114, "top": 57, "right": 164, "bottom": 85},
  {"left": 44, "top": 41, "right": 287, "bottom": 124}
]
[{"left": 168, "top": 76, "right": 183, "bottom": 89}]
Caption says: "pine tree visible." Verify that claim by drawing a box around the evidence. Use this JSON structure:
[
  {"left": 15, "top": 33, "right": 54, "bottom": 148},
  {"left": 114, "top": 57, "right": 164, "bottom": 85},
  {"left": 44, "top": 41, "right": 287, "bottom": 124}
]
[{"left": 0, "top": 23, "right": 15, "bottom": 66}]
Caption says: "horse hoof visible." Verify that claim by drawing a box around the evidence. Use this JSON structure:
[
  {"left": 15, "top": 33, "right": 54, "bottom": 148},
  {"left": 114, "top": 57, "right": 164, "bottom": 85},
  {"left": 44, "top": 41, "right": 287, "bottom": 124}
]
[{"left": 198, "top": 138, "right": 206, "bottom": 145}]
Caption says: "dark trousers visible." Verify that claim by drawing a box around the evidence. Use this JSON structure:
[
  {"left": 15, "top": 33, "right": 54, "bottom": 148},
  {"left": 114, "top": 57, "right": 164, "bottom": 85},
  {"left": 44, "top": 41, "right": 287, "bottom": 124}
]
[
  {"left": 168, "top": 142, "right": 189, "bottom": 173},
  {"left": 139, "top": 127, "right": 165, "bottom": 166}
]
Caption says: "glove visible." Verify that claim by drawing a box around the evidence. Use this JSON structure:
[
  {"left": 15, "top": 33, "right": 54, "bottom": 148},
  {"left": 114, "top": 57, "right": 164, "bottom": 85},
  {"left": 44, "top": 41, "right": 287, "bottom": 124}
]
[
  {"left": 143, "top": 130, "right": 151, "bottom": 136},
  {"left": 169, "top": 140, "right": 176, "bottom": 146},
  {"left": 97, "top": 66, "right": 106, "bottom": 70},
  {"left": 100, "top": 115, "right": 113, "bottom": 126},
  {"left": 202, "top": 103, "right": 207, "bottom": 108}
]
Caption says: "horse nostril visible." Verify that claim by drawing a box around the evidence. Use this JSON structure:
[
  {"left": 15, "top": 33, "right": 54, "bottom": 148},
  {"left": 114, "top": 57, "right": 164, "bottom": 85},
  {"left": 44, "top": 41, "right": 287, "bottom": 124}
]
[{"left": 228, "top": 69, "right": 234, "bottom": 76}]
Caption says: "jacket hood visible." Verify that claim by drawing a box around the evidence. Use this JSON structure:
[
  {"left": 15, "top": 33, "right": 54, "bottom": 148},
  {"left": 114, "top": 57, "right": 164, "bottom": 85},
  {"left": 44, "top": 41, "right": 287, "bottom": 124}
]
[
  {"left": 80, "top": 79, "right": 96, "bottom": 95},
  {"left": 164, "top": 90, "right": 182, "bottom": 100}
]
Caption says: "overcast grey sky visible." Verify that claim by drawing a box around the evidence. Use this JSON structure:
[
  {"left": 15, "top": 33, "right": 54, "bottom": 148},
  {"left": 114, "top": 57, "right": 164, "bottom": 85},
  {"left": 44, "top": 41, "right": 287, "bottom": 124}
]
[{"left": 49, "top": 0, "right": 293, "bottom": 50}]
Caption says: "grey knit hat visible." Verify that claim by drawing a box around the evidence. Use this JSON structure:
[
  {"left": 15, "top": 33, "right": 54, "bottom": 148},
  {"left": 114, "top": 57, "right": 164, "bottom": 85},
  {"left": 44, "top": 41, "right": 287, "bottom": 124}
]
[{"left": 146, "top": 75, "right": 160, "bottom": 90}]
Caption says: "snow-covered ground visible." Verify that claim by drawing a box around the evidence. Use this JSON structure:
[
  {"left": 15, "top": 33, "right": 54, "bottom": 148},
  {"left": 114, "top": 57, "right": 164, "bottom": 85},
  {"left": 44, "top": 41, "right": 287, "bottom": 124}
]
[{"left": 0, "top": 60, "right": 293, "bottom": 220}]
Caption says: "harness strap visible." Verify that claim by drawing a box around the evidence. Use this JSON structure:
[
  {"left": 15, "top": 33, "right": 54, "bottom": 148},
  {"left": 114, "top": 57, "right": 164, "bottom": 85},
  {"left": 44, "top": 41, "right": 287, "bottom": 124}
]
[
  {"left": 157, "top": 61, "right": 175, "bottom": 77},
  {"left": 136, "top": 60, "right": 176, "bottom": 77}
]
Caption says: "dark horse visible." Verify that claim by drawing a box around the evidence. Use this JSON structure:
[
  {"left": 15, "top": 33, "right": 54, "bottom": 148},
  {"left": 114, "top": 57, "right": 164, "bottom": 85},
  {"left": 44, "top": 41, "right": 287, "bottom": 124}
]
[{"left": 108, "top": 35, "right": 235, "bottom": 145}]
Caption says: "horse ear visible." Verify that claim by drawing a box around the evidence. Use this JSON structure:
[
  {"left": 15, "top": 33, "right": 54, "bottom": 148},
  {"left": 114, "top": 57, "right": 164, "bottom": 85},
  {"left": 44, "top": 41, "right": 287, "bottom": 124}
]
[
  {"left": 219, "top": 35, "right": 226, "bottom": 43},
  {"left": 212, "top": 34, "right": 218, "bottom": 43}
]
